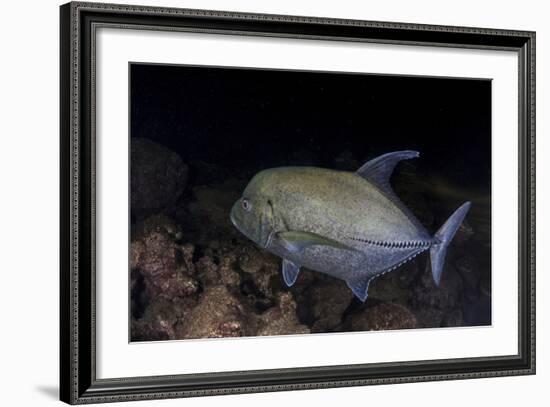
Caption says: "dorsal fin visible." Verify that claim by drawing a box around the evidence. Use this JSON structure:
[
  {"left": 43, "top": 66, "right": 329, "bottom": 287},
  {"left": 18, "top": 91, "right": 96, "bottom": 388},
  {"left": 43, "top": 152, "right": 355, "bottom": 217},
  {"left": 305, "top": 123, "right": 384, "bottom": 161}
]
[
  {"left": 357, "top": 150, "right": 419, "bottom": 185},
  {"left": 357, "top": 150, "right": 428, "bottom": 237}
]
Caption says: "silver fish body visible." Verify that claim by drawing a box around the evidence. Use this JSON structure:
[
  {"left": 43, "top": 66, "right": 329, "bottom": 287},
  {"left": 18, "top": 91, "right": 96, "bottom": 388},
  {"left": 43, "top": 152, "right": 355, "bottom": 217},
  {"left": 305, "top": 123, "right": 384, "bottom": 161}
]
[{"left": 230, "top": 151, "right": 470, "bottom": 301}]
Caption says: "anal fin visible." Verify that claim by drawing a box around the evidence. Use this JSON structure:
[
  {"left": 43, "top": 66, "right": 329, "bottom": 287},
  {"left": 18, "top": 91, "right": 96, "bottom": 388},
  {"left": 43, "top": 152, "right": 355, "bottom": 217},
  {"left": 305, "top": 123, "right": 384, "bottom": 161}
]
[{"left": 346, "top": 276, "right": 374, "bottom": 302}]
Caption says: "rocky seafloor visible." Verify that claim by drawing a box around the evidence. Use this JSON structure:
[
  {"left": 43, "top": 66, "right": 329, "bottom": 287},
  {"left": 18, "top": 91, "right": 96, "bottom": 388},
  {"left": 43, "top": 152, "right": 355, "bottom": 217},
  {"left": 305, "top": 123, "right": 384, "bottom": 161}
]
[{"left": 130, "top": 137, "right": 491, "bottom": 342}]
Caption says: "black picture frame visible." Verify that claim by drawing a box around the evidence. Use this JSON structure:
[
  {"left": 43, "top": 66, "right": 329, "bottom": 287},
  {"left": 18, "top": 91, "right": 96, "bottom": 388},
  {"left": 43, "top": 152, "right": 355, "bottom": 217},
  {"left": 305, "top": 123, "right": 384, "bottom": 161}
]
[{"left": 60, "top": 2, "right": 536, "bottom": 404}]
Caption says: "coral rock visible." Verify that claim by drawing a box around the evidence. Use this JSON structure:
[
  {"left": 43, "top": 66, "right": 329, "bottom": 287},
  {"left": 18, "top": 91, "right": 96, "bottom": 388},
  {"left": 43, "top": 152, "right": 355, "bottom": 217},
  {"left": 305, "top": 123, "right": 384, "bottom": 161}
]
[
  {"left": 131, "top": 227, "right": 202, "bottom": 302},
  {"left": 131, "top": 299, "right": 195, "bottom": 341},
  {"left": 178, "top": 285, "right": 255, "bottom": 339},
  {"left": 238, "top": 246, "right": 266, "bottom": 275},
  {"left": 195, "top": 256, "right": 220, "bottom": 286},
  {"left": 345, "top": 302, "right": 417, "bottom": 331},
  {"left": 304, "top": 280, "right": 354, "bottom": 333},
  {"left": 442, "top": 308, "right": 464, "bottom": 327},
  {"left": 250, "top": 257, "right": 281, "bottom": 299},
  {"left": 257, "top": 292, "right": 310, "bottom": 336},
  {"left": 186, "top": 179, "right": 245, "bottom": 243},
  {"left": 131, "top": 138, "right": 188, "bottom": 218},
  {"left": 131, "top": 216, "right": 200, "bottom": 304},
  {"left": 218, "top": 254, "right": 241, "bottom": 287},
  {"left": 411, "top": 263, "right": 463, "bottom": 328},
  {"left": 367, "top": 260, "right": 419, "bottom": 305}
]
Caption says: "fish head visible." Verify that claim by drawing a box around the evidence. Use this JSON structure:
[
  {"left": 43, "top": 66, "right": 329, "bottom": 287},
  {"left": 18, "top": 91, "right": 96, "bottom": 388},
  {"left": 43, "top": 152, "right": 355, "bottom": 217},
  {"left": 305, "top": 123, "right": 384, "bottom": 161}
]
[{"left": 230, "top": 170, "right": 276, "bottom": 248}]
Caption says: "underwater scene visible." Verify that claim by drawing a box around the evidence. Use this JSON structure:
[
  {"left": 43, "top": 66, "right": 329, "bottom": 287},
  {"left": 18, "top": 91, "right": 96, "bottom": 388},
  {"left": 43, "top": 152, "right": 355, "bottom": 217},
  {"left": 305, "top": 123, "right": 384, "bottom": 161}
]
[{"left": 130, "top": 63, "right": 491, "bottom": 341}]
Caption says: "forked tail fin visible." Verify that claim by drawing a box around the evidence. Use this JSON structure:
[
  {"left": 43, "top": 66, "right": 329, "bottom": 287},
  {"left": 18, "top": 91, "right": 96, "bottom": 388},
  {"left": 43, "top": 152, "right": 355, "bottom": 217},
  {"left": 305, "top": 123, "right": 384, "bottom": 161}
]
[{"left": 430, "top": 202, "right": 471, "bottom": 286}]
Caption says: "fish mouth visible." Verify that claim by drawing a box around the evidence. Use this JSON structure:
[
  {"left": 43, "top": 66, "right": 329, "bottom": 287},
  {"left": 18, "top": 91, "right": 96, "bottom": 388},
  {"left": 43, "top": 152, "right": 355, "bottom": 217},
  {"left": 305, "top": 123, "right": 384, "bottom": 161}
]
[
  {"left": 229, "top": 210, "right": 241, "bottom": 232},
  {"left": 230, "top": 207, "right": 272, "bottom": 249},
  {"left": 230, "top": 207, "right": 250, "bottom": 241}
]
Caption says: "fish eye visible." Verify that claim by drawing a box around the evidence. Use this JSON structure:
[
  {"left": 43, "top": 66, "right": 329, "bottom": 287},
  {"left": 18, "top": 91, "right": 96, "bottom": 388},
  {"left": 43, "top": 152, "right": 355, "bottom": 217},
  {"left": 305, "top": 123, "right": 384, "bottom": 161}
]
[{"left": 242, "top": 198, "right": 252, "bottom": 212}]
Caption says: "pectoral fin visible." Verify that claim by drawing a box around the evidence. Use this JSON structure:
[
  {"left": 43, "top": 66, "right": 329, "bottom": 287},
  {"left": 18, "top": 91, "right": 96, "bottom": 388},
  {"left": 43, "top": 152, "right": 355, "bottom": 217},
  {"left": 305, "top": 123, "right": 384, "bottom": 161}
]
[
  {"left": 277, "top": 231, "right": 356, "bottom": 254},
  {"left": 282, "top": 259, "right": 300, "bottom": 287},
  {"left": 346, "top": 276, "right": 374, "bottom": 302}
]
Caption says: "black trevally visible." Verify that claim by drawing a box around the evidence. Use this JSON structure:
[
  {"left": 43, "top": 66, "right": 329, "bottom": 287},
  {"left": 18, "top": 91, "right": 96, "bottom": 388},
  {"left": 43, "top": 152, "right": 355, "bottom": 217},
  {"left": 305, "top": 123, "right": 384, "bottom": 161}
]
[{"left": 230, "top": 151, "right": 470, "bottom": 302}]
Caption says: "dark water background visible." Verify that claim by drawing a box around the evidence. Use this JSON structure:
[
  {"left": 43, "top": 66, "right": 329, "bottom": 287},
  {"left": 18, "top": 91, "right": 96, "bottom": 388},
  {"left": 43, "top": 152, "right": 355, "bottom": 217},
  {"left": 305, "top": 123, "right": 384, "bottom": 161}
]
[
  {"left": 129, "top": 63, "right": 491, "bottom": 341},
  {"left": 131, "top": 64, "right": 490, "bottom": 188}
]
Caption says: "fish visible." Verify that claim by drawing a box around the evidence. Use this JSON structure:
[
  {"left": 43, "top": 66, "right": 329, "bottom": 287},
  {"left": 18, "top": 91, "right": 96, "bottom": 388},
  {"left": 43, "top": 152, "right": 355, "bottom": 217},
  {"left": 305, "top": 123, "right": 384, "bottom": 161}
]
[{"left": 230, "top": 150, "right": 471, "bottom": 302}]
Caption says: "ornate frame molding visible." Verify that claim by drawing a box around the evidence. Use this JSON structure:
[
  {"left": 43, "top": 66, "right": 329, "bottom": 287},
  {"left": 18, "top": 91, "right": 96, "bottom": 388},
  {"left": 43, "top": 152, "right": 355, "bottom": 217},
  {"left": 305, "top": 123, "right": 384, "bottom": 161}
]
[{"left": 60, "top": 2, "right": 535, "bottom": 404}]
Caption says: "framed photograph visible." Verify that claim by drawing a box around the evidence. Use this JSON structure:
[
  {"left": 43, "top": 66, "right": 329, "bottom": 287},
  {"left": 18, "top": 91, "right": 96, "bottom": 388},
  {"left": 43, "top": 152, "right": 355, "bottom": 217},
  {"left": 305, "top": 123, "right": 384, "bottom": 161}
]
[{"left": 60, "top": 1, "right": 535, "bottom": 404}]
